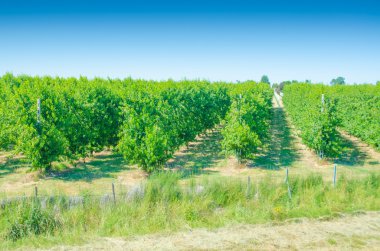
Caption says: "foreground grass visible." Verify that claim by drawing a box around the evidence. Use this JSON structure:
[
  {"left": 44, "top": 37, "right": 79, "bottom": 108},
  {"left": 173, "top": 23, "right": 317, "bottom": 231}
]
[{"left": 0, "top": 172, "right": 379, "bottom": 249}]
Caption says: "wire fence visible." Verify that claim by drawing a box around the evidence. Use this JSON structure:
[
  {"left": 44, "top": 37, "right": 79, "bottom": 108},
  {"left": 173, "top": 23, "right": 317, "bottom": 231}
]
[
  {"left": 0, "top": 164, "right": 341, "bottom": 210},
  {"left": 0, "top": 182, "right": 144, "bottom": 209}
]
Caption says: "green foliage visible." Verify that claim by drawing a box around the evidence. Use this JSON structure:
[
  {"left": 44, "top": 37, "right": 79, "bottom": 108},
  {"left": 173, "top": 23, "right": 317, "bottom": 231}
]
[
  {"left": 18, "top": 125, "right": 68, "bottom": 169},
  {"left": 283, "top": 83, "right": 342, "bottom": 158},
  {"left": 118, "top": 84, "right": 231, "bottom": 172},
  {"left": 118, "top": 98, "right": 172, "bottom": 171},
  {"left": 330, "top": 85, "right": 380, "bottom": 150},
  {"left": 221, "top": 82, "right": 272, "bottom": 161},
  {"left": 330, "top": 76, "right": 345, "bottom": 86},
  {"left": 0, "top": 75, "right": 124, "bottom": 168},
  {"left": 222, "top": 120, "right": 260, "bottom": 160},
  {"left": 0, "top": 75, "right": 233, "bottom": 171},
  {"left": 277, "top": 80, "right": 298, "bottom": 93},
  {"left": 260, "top": 75, "right": 270, "bottom": 85},
  {"left": 0, "top": 75, "right": 271, "bottom": 171},
  {"left": 283, "top": 83, "right": 380, "bottom": 155},
  {"left": 2, "top": 80, "right": 70, "bottom": 168}
]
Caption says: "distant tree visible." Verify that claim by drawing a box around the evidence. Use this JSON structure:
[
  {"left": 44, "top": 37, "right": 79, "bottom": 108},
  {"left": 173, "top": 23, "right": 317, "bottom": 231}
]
[
  {"left": 377, "top": 81, "right": 380, "bottom": 86},
  {"left": 330, "top": 77, "right": 345, "bottom": 86},
  {"left": 277, "top": 81, "right": 290, "bottom": 92},
  {"left": 305, "top": 79, "right": 311, "bottom": 83},
  {"left": 260, "top": 75, "right": 270, "bottom": 85}
]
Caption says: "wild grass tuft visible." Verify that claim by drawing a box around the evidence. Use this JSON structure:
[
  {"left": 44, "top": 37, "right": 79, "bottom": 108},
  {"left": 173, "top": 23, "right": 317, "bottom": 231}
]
[{"left": 6, "top": 203, "right": 61, "bottom": 241}]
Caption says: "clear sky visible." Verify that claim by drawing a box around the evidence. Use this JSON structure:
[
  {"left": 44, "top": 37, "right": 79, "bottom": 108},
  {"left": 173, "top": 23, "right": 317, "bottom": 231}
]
[{"left": 0, "top": 0, "right": 379, "bottom": 84}]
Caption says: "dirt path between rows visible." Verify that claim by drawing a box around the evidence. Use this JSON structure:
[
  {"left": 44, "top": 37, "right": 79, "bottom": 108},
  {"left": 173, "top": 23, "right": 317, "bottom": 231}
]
[
  {"left": 339, "top": 130, "right": 380, "bottom": 164},
  {"left": 47, "top": 211, "right": 380, "bottom": 250},
  {"left": 270, "top": 92, "right": 322, "bottom": 169}
]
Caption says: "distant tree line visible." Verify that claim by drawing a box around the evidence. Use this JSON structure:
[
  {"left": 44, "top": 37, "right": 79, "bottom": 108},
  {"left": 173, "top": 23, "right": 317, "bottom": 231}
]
[{"left": 330, "top": 77, "right": 345, "bottom": 86}]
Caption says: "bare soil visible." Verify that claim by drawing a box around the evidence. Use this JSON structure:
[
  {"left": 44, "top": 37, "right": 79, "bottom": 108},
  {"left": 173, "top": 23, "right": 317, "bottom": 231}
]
[
  {"left": 339, "top": 130, "right": 380, "bottom": 163},
  {"left": 45, "top": 211, "right": 380, "bottom": 251}
]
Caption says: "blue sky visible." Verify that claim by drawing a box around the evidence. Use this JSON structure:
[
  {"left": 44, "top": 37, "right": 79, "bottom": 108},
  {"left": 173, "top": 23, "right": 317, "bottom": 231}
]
[{"left": 0, "top": 0, "right": 379, "bottom": 84}]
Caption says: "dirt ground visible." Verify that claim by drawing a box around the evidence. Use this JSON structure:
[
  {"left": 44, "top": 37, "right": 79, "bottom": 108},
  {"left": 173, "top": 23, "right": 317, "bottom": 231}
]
[{"left": 45, "top": 211, "right": 380, "bottom": 251}]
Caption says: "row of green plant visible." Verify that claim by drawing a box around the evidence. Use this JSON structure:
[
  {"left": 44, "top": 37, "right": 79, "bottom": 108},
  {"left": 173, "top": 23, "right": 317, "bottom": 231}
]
[
  {"left": 283, "top": 83, "right": 380, "bottom": 157},
  {"left": 1, "top": 172, "right": 379, "bottom": 248},
  {"left": 221, "top": 82, "right": 273, "bottom": 161},
  {"left": 330, "top": 84, "right": 380, "bottom": 150},
  {"left": 283, "top": 83, "right": 342, "bottom": 158},
  {"left": 0, "top": 74, "right": 124, "bottom": 168},
  {"left": 0, "top": 75, "right": 230, "bottom": 171},
  {"left": 0, "top": 74, "right": 272, "bottom": 171},
  {"left": 117, "top": 83, "right": 231, "bottom": 171}
]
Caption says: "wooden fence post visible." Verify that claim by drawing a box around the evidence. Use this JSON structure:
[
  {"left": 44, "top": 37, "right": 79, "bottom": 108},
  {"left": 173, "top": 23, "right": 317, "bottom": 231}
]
[
  {"left": 112, "top": 183, "right": 116, "bottom": 204},
  {"left": 34, "top": 185, "right": 38, "bottom": 199}
]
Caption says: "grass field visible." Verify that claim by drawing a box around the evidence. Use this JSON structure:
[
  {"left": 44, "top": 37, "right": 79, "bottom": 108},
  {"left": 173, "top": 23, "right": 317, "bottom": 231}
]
[{"left": 1, "top": 171, "right": 380, "bottom": 249}]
